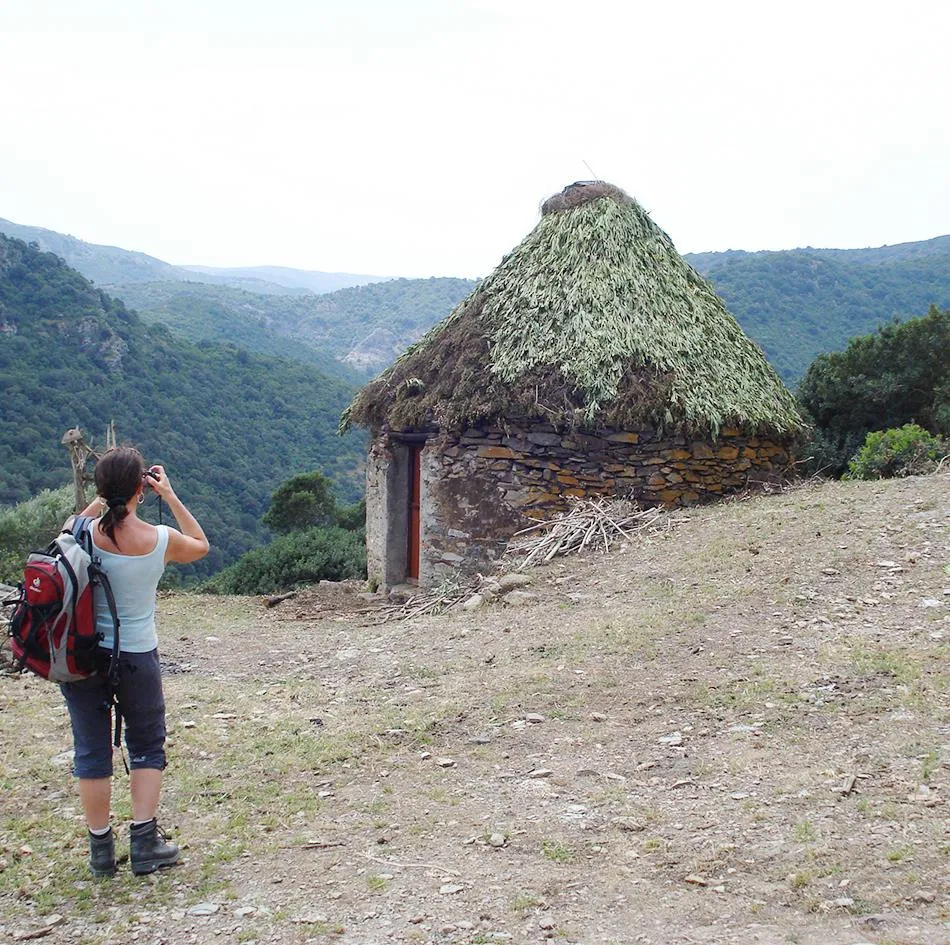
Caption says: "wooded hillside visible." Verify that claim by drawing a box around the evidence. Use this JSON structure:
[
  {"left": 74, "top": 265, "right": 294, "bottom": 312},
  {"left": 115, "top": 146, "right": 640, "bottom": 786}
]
[
  {"left": 686, "top": 242, "right": 950, "bottom": 381},
  {"left": 112, "top": 277, "right": 479, "bottom": 377},
  {"left": 0, "top": 234, "right": 364, "bottom": 579}
]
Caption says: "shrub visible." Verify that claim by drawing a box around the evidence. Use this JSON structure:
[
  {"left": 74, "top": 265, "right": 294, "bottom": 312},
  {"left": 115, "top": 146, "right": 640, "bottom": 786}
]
[
  {"left": 262, "top": 471, "right": 338, "bottom": 534},
  {"left": 334, "top": 498, "right": 365, "bottom": 531},
  {"left": 0, "top": 485, "right": 78, "bottom": 583},
  {"left": 199, "top": 525, "right": 366, "bottom": 595},
  {"left": 797, "top": 423, "right": 865, "bottom": 479},
  {"left": 845, "top": 424, "right": 948, "bottom": 480}
]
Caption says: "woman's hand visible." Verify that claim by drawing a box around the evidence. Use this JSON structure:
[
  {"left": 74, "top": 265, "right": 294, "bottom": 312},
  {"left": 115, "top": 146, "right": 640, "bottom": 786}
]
[
  {"left": 146, "top": 464, "right": 210, "bottom": 564},
  {"left": 145, "top": 465, "right": 176, "bottom": 502}
]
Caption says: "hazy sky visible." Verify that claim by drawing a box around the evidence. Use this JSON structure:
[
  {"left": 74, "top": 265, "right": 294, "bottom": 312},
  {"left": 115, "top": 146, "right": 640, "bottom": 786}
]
[{"left": 3, "top": 1, "right": 948, "bottom": 278}]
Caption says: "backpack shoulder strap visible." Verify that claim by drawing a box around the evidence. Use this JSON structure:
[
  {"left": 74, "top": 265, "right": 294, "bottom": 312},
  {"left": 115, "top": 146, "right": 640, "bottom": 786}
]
[
  {"left": 67, "top": 516, "right": 121, "bottom": 683},
  {"left": 67, "top": 516, "right": 95, "bottom": 556},
  {"left": 90, "top": 562, "right": 122, "bottom": 685}
]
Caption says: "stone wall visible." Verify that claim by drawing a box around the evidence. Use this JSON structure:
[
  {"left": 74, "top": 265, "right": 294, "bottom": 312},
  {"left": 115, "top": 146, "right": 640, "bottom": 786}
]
[
  {"left": 417, "top": 421, "right": 793, "bottom": 583},
  {"left": 364, "top": 436, "right": 412, "bottom": 589}
]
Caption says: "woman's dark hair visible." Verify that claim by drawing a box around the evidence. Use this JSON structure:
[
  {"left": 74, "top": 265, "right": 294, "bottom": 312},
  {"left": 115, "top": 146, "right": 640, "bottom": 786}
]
[{"left": 95, "top": 446, "right": 145, "bottom": 545}]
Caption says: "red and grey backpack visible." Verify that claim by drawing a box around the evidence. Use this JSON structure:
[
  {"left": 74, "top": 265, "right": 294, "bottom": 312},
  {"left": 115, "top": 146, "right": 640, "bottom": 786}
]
[{"left": 5, "top": 516, "right": 120, "bottom": 684}]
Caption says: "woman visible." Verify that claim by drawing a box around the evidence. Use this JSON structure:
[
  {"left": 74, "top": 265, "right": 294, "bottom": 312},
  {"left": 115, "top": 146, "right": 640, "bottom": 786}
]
[{"left": 61, "top": 446, "right": 209, "bottom": 877}]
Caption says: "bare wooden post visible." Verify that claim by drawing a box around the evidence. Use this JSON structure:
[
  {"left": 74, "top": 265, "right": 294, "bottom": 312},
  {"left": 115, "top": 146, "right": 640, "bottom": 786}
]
[
  {"left": 61, "top": 423, "right": 117, "bottom": 512},
  {"left": 61, "top": 428, "right": 88, "bottom": 513},
  {"left": 61, "top": 427, "right": 108, "bottom": 513}
]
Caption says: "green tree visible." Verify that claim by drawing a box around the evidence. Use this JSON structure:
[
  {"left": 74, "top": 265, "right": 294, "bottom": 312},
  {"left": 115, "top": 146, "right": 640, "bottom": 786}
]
[
  {"left": 797, "top": 306, "right": 950, "bottom": 475},
  {"left": 333, "top": 498, "right": 365, "bottom": 531},
  {"left": 262, "top": 471, "right": 337, "bottom": 534}
]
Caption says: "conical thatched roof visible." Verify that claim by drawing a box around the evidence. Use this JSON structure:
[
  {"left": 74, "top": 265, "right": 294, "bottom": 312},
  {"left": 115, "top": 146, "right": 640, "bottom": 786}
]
[{"left": 343, "top": 181, "right": 804, "bottom": 437}]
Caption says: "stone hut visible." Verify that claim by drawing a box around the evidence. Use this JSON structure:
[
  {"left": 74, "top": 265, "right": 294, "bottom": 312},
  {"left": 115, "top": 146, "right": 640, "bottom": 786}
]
[{"left": 343, "top": 181, "right": 804, "bottom": 588}]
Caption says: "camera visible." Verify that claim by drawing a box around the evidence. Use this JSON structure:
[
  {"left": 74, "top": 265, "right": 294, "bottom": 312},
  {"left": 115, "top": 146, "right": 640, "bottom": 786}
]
[{"left": 143, "top": 470, "right": 160, "bottom": 482}]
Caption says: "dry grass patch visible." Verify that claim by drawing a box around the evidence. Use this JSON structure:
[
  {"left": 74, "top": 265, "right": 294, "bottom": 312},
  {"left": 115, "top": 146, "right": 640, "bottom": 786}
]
[{"left": 1, "top": 473, "right": 947, "bottom": 944}]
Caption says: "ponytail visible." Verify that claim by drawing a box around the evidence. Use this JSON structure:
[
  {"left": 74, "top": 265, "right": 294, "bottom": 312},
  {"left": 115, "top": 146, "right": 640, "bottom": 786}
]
[
  {"left": 94, "top": 447, "right": 145, "bottom": 547},
  {"left": 100, "top": 495, "right": 132, "bottom": 544}
]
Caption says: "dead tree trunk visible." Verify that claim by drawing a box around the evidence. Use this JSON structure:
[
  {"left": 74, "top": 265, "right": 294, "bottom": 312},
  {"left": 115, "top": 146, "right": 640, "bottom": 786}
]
[
  {"left": 61, "top": 424, "right": 114, "bottom": 513},
  {"left": 62, "top": 428, "right": 89, "bottom": 513}
]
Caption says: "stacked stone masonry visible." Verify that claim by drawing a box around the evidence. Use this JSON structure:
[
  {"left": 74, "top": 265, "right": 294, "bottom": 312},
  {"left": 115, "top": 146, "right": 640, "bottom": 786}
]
[{"left": 368, "top": 422, "right": 794, "bottom": 587}]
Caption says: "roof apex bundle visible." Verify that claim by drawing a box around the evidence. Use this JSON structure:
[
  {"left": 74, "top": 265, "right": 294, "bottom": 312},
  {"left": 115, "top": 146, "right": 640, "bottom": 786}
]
[{"left": 344, "top": 181, "right": 804, "bottom": 438}]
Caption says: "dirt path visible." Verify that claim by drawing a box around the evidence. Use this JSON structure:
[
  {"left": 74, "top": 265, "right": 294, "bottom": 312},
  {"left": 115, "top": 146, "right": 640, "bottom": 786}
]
[{"left": 1, "top": 473, "right": 947, "bottom": 944}]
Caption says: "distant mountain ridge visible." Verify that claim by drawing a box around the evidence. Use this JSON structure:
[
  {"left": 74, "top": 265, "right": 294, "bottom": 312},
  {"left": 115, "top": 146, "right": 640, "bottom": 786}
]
[
  {"left": 0, "top": 217, "right": 183, "bottom": 286},
  {"left": 111, "top": 277, "right": 479, "bottom": 378},
  {"left": 182, "top": 264, "right": 385, "bottom": 294},
  {"left": 3, "top": 214, "right": 948, "bottom": 384},
  {"left": 0, "top": 218, "right": 383, "bottom": 296},
  {"left": 685, "top": 234, "right": 950, "bottom": 272}
]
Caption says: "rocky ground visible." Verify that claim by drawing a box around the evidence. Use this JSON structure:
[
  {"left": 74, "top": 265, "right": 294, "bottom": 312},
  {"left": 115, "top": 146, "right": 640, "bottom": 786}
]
[{"left": 1, "top": 472, "right": 948, "bottom": 945}]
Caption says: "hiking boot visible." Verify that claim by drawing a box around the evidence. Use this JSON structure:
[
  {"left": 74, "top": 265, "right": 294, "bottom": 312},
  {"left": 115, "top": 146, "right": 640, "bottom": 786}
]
[
  {"left": 130, "top": 819, "right": 179, "bottom": 875},
  {"left": 88, "top": 828, "right": 116, "bottom": 878}
]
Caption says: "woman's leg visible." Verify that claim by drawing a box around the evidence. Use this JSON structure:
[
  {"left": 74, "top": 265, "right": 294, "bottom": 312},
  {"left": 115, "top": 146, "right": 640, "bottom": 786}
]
[
  {"left": 79, "top": 777, "right": 113, "bottom": 830},
  {"left": 60, "top": 672, "right": 117, "bottom": 876},
  {"left": 130, "top": 768, "right": 163, "bottom": 822},
  {"left": 120, "top": 650, "right": 179, "bottom": 874},
  {"left": 118, "top": 649, "right": 168, "bottom": 784},
  {"left": 60, "top": 674, "right": 115, "bottom": 825}
]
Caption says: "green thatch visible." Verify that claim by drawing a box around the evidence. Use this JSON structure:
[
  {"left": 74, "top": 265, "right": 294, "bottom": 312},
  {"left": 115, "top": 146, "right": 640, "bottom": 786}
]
[{"left": 343, "top": 182, "right": 804, "bottom": 437}]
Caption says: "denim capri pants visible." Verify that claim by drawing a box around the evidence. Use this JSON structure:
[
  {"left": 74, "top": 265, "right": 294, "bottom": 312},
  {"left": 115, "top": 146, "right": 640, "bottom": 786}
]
[{"left": 60, "top": 648, "right": 167, "bottom": 778}]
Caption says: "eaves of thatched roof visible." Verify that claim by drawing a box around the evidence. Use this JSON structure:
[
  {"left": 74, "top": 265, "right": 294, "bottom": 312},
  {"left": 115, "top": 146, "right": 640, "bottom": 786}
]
[{"left": 343, "top": 182, "right": 805, "bottom": 438}]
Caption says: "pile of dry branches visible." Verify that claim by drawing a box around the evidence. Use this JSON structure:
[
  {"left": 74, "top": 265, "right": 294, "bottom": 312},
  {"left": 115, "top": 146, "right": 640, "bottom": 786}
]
[
  {"left": 505, "top": 497, "right": 671, "bottom": 570},
  {"left": 371, "top": 578, "right": 483, "bottom": 623}
]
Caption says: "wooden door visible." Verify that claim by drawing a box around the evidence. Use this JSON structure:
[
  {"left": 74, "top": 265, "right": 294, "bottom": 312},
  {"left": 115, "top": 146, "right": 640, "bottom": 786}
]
[{"left": 407, "top": 445, "right": 422, "bottom": 581}]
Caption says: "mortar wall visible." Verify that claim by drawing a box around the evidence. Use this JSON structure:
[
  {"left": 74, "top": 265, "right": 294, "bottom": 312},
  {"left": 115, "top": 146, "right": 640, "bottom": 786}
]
[{"left": 368, "top": 421, "right": 794, "bottom": 587}]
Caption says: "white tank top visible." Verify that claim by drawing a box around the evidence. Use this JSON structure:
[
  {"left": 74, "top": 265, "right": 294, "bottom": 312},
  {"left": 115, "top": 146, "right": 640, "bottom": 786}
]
[{"left": 90, "top": 524, "right": 170, "bottom": 652}]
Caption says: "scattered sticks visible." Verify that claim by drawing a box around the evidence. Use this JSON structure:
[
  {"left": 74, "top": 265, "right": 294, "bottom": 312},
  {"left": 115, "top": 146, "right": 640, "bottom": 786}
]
[
  {"left": 361, "top": 850, "right": 461, "bottom": 876},
  {"left": 505, "top": 497, "right": 670, "bottom": 571},
  {"left": 371, "top": 579, "right": 480, "bottom": 623},
  {"left": 300, "top": 839, "right": 346, "bottom": 850}
]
